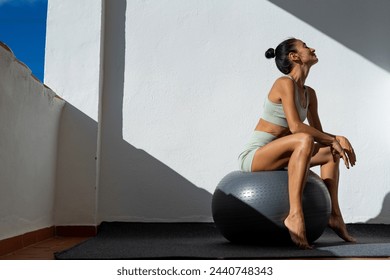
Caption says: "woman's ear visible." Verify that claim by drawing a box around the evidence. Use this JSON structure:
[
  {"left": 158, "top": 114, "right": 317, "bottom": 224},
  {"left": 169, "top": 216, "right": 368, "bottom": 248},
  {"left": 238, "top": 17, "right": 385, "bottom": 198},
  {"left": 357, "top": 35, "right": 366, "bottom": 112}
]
[{"left": 289, "top": 52, "right": 300, "bottom": 63}]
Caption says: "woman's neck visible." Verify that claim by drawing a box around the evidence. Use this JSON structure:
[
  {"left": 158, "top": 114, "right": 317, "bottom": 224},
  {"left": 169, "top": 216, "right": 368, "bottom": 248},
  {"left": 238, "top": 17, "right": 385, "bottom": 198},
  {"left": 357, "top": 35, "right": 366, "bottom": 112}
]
[{"left": 288, "top": 66, "right": 310, "bottom": 88}]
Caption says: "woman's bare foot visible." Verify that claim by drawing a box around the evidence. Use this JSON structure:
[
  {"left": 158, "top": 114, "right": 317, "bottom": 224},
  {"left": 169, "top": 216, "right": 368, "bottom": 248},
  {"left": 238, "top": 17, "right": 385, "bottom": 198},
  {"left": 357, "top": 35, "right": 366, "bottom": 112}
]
[
  {"left": 328, "top": 214, "right": 356, "bottom": 242},
  {"left": 284, "top": 213, "right": 313, "bottom": 249}
]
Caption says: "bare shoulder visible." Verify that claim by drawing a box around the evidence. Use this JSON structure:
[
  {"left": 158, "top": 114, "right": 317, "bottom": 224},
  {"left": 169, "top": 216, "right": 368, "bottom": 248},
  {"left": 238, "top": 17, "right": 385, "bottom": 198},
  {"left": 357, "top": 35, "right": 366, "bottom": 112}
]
[
  {"left": 275, "top": 76, "right": 295, "bottom": 86},
  {"left": 277, "top": 77, "right": 296, "bottom": 97},
  {"left": 268, "top": 76, "right": 295, "bottom": 103},
  {"left": 305, "top": 85, "right": 318, "bottom": 102},
  {"left": 305, "top": 85, "right": 316, "bottom": 93},
  {"left": 273, "top": 76, "right": 295, "bottom": 93}
]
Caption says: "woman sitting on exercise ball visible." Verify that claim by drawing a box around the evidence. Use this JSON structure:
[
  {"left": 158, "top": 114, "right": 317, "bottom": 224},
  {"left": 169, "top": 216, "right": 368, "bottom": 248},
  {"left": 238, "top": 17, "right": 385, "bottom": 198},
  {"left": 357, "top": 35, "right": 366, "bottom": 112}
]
[{"left": 238, "top": 38, "right": 357, "bottom": 249}]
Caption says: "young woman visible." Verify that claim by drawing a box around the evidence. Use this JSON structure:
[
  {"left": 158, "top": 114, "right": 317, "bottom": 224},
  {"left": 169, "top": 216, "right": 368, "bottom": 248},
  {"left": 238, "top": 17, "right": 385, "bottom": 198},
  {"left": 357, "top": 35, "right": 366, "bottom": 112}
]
[{"left": 238, "top": 38, "right": 357, "bottom": 249}]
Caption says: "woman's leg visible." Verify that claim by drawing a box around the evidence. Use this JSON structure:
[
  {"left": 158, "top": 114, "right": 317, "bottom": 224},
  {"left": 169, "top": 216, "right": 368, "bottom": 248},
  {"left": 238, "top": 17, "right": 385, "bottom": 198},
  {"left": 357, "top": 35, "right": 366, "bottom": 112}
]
[
  {"left": 251, "top": 133, "right": 315, "bottom": 249},
  {"left": 310, "top": 145, "right": 356, "bottom": 242}
]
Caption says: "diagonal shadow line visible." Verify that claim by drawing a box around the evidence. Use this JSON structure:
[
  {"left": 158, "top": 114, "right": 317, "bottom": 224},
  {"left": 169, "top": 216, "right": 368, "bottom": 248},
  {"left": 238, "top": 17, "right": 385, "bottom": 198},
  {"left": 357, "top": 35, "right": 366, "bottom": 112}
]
[
  {"left": 57, "top": 102, "right": 213, "bottom": 224},
  {"left": 366, "top": 192, "right": 390, "bottom": 224},
  {"left": 269, "top": 0, "right": 390, "bottom": 72},
  {"left": 96, "top": 0, "right": 212, "bottom": 222}
]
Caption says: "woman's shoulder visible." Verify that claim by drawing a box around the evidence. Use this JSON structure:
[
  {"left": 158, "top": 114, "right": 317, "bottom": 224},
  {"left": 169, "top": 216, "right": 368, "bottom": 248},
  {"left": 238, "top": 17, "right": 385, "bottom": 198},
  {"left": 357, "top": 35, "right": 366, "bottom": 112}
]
[
  {"left": 267, "top": 76, "right": 295, "bottom": 103},
  {"left": 304, "top": 85, "right": 317, "bottom": 96},
  {"left": 272, "top": 76, "right": 294, "bottom": 87},
  {"left": 272, "top": 76, "right": 295, "bottom": 94},
  {"left": 305, "top": 85, "right": 315, "bottom": 92},
  {"left": 275, "top": 75, "right": 295, "bottom": 83},
  {"left": 304, "top": 85, "right": 318, "bottom": 104}
]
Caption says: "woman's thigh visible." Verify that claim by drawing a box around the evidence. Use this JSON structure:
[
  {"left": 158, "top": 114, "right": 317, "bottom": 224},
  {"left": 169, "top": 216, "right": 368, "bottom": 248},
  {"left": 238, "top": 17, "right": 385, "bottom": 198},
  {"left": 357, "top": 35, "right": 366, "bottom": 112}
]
[{"left": 251, "top": 133, "right": 312, "bottom": 172}]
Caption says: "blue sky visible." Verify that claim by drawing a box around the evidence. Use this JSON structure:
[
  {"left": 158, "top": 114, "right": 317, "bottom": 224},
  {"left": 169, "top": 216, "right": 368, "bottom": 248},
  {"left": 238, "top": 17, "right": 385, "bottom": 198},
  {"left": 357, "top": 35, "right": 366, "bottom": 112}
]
[{"left": 0, "top": 0, "right": 47, "bottom": 82}]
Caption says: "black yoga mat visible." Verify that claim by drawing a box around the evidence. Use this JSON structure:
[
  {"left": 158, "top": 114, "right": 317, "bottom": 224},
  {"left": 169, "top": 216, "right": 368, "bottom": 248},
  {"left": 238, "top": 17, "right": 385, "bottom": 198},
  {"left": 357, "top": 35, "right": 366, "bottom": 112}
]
[{"left": 55, "top": 222, "right": 390, "bottom": 259}]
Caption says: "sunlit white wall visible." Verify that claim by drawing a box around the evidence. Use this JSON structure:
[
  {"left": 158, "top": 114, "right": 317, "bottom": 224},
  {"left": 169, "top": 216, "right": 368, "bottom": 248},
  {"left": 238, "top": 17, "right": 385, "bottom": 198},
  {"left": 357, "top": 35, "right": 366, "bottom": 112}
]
[
  {"left": 121, "top": 0, "right": 390, "bottom": 223},
  {"left": 45, "top": 0, "right": 390, "bottom": 224}
]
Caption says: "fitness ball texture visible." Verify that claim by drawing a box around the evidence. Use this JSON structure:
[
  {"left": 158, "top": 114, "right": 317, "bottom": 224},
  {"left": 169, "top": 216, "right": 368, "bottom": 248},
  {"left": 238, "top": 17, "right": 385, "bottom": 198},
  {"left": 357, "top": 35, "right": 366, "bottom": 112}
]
[{"left": 212, "top": 170, "right": 331, "bottom": 244}]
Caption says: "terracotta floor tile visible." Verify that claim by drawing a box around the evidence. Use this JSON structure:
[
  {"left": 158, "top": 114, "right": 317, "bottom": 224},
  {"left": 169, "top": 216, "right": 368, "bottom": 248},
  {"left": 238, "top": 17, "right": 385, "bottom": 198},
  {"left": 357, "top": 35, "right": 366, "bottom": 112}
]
[{"left": 0, "top": 237, "right": 89, "bottom": 260}]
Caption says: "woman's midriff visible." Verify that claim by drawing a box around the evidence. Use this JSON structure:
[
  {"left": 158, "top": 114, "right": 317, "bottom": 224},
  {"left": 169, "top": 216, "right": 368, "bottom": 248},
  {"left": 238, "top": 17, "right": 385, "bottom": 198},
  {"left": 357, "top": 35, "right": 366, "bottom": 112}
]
[{"left": 254, "top": 118, "right": 291, "bottom": 139}]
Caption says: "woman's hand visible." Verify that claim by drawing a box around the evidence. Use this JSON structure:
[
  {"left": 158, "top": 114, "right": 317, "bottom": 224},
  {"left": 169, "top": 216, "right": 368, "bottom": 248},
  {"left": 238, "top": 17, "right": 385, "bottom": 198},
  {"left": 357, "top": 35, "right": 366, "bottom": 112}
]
[
  {"left": 335, "top": 136, "right": 357, "bottom": 167},
  {"left": 330, "top": 136, "right": 356, "bottom": 169}
]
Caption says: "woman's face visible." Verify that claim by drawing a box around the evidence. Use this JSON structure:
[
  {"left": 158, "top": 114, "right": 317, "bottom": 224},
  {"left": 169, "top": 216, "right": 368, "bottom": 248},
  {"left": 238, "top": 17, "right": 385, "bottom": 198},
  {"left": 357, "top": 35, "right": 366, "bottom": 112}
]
[{"left": 295, "top": 40, "right": 318, "bottom": 65}]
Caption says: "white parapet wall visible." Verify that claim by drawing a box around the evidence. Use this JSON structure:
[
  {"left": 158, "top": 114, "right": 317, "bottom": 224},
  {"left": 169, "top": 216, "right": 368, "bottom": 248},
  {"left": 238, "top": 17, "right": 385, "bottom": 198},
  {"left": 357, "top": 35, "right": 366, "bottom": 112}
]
[
  {"left": 0, "top": 42, "right": 64, "bottom": 240},
  {"left": 45, "top": 0, "right": 390, "bottom": 224}
]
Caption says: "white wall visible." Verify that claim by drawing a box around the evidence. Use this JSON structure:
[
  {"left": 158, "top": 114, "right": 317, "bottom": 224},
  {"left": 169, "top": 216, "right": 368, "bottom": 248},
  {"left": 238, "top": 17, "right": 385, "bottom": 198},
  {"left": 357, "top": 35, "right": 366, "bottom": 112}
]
[
  {"left": 45, "top": 0, "right": 103, "bottom": 122},
  {"left": 44, "top": 0, "right": 104, "bottom": 226},
  {"left": 45, "top": 0, "right": 390, "bottom": 224},
  {"left": 0, "top": 43, "right": 64, "bottom": 240},
  {"left": 121, "top": 0, "right": 390, "bottom": 223}
]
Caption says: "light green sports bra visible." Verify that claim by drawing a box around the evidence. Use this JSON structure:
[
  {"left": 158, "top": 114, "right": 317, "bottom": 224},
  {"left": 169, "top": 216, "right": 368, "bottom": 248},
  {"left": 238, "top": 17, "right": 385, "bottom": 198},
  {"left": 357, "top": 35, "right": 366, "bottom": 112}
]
[{"left": 262, "top": 75, "right": 309, "bottom": 127}]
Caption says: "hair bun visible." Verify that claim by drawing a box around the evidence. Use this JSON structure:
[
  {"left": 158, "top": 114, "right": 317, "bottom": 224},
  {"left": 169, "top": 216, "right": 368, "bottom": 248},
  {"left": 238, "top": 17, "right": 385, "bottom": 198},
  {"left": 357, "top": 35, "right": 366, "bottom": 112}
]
[{"left": 265, "top": 48, "right": 276, "bottom": 59}]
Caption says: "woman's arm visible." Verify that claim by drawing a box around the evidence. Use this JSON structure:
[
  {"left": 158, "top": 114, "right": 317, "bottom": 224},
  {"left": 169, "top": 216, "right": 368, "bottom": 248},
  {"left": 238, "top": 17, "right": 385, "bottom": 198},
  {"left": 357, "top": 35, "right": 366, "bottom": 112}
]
[
  {"left": 273, "top": 78, "right": 351, "bottom": 167},
  {"left": 306, "top": 86, "right": 324, "bottom": 132},
  {"left": 306, "top": 86, "right": 356, "bottom": 166},
  {"left": 275, "top": 79, "right": 334, "bottom": 145}
]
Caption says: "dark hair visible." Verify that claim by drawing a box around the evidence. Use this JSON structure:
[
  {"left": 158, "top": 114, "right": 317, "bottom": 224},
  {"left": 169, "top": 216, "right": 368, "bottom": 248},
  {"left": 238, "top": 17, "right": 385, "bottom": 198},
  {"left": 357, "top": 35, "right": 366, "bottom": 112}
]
[{"left": 265, "top": 38, "right": 298, "bottom": 74}]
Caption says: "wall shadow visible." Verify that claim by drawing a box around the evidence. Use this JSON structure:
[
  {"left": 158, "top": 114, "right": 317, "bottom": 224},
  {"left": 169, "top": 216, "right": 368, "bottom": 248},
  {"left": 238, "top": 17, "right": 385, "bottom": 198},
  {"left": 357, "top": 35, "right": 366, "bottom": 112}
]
[
  {"left": 96, "top": 0, "right": 212, "bottom": 222},
  {"left": 269, "top": 0, "right": 390, "bottom": 72},
  {"left": 366, "top": 193, "right": 390, "bottom": 224},
  {"left": 55, "top": 103, "right": 98, "bottom": 225}
]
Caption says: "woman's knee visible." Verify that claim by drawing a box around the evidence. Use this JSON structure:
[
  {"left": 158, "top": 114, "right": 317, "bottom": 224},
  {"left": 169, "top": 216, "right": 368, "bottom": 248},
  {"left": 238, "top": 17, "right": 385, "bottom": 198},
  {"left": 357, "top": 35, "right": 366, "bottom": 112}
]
[{"left": 295, "top": 133, "right": 314, "bottom": 152}]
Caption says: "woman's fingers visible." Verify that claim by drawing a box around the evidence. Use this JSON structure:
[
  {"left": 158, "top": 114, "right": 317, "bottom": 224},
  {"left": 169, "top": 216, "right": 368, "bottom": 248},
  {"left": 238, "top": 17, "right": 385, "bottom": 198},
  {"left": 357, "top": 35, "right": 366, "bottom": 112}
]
[
  {"left": 344, "top": 143, "right": 356, "bottom": 166},
  {"left": 336, "top": 136, "right": 356, "bottom": 167},
  {"left": 345, "top": 148, "right": 356, "bottom": 166},
  {"left": 341, "top": 151, "right": 350, "bottom": 169},
  {"left": 343, "top": 140, "right": 356, "bottom": 165},
  {"left": 332, "top": 143, "right": 350, "bottom": 169}
]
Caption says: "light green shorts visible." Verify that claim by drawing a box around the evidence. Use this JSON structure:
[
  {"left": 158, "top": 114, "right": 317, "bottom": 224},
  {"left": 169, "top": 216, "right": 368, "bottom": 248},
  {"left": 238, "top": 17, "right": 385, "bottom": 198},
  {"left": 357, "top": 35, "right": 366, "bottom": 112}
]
[{"left": 237, "top": 131, "right": 277, "bottom": 172}]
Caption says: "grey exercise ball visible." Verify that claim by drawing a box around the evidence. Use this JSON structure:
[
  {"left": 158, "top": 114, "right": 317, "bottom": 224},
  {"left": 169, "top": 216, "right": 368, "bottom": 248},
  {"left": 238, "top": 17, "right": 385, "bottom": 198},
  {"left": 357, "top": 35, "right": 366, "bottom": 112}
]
[{"left": 212, "top": 170, "right": 331, "bottom": 244}]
